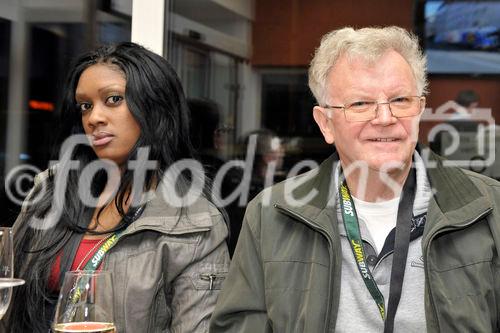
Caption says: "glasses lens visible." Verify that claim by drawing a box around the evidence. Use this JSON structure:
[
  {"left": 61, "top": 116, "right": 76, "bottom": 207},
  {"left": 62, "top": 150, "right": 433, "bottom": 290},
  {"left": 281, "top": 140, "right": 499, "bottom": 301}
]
[
  {"left": 345, "top": 101, "right": 377, "bottom": 121},
  {"left": 391, "top": 96, "right": 421, "bottom": 117},
  {"left": 344, "top": 96, "right": 422, "bottom": 122},
  {"left": 345, "top": 108, "right": 377, "bottom": 122}
]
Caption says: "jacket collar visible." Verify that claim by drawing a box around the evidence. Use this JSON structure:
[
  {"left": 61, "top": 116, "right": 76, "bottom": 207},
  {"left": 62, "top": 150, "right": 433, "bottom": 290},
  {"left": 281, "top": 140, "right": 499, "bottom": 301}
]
[
  {"left": 274, "top": 150, "right": 339, "bottom": 231},
  {"left": 43, "top": 165, "right": 218, "bottom": 237},
  {"left": 121, "top": 179, "right": 217, "bottom": 237},
  {"left": 275, "top": 145, "right": 492, "bottom": 231},
  {"left": 421, "top": 146, "right": 491, "bottom": 232}
]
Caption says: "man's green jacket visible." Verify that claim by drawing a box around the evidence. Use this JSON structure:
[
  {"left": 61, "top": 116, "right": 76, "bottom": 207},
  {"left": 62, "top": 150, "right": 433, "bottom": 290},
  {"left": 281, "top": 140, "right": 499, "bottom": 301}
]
[{"left": 210, "top": 149, "right": 500, "bottom": 332}]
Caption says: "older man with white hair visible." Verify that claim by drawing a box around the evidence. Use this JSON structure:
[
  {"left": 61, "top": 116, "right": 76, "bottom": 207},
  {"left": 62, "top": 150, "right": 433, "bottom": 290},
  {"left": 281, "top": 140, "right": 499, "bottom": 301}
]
[{"left": 210, "top": 26, "right": 500, "bottom": 332}]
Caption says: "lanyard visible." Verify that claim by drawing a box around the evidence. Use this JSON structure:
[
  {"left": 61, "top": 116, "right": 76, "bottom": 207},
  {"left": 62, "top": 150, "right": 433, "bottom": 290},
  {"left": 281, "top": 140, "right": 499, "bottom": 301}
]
[
  {"left": 82, "top": 231, "right": 121, "bottom": 271},
  {"left": 79, "top": 204, "right": 144, "bottom": 271},
  {"left": 338, "top": 169, "right": 416, "bottom": 332},
  {"left": 68, "top": 231, "right": 121, "bottom": 307},
  {"left": 339, "top": 183, "right": 386, "bottom": 319},
  {"left": 65, "top": 205, "right": 144, "bottom": 319}
]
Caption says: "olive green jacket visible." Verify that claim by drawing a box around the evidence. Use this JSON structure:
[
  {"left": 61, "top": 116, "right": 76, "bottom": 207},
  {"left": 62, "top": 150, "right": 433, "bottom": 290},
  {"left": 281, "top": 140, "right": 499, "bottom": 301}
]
[{"left": 210, "top": 150, "right": 500, "bottom": 332}]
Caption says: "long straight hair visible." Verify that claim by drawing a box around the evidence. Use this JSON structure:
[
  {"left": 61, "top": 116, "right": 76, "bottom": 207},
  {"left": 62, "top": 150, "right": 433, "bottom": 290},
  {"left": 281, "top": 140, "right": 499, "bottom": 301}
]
[{"left": 9, "top": 42, "right": 206, "bottom": 332}]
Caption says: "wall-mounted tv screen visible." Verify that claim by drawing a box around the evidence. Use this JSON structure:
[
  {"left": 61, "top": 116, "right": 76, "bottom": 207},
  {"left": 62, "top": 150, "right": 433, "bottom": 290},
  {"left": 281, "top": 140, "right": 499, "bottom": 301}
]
[{"left": 420, "top": 0, "right": 500, "bottom": 75}]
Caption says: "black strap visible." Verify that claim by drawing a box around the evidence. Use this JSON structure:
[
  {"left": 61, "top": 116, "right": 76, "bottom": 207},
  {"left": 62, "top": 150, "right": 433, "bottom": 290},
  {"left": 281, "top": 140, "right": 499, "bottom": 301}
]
[
  {"left": 383, "top": 168, "right": 416, "bottom": 333},
  {"left": 339, "top": 167, "right": 417, "bottom": 327}
]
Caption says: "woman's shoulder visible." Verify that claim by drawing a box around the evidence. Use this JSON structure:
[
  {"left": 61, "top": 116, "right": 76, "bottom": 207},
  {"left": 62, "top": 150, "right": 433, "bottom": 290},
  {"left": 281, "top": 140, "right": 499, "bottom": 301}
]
[{"left": 131, "top": 190, "right": 226, "bottom": 237}]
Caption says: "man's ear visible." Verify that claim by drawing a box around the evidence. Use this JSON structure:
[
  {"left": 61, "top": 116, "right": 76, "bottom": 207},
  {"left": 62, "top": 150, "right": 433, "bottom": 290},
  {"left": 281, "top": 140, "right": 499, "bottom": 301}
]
[
  {"left": 313, "top": 106, "right": 335, "bottom": 144},
  {"left": 420, "top": 96, "right": 426, "bottom": 113}
]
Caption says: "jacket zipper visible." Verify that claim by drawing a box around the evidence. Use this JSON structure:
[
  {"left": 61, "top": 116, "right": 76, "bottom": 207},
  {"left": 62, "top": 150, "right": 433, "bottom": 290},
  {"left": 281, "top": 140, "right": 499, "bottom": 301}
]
[
  {"left": 423, "top": 207, "right": 492, "bottom": 331},
  {"left": 274, "top": 203, "right": 336, "bottom": 333},
  {"left": 199, "top": 273, "right": 225, "bottom": 290}
]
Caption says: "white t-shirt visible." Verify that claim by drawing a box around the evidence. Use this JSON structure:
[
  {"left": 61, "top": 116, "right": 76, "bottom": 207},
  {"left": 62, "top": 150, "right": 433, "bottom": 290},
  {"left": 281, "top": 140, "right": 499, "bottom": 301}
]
[
  {"left": 351, "top": 195, "right": 400, "bottom": 254},
  {"left": 333, "top": 150, "right": 431, "bottom": 332}
]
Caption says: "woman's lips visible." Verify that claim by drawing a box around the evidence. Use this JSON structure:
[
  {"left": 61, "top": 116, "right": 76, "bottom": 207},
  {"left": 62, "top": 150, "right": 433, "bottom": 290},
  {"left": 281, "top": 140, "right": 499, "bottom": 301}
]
[{"left": 92, "top": 133, "right": 114, "bottom": 146}]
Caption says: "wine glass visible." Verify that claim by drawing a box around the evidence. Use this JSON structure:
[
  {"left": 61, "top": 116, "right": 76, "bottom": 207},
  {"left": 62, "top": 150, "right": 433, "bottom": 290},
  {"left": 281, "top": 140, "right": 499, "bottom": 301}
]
[
  {"left": 53, "top": 271, "right": 115, "bottom": 333},
  {"left": 0, "top": 227, "right": 24, "bottom": 320}
]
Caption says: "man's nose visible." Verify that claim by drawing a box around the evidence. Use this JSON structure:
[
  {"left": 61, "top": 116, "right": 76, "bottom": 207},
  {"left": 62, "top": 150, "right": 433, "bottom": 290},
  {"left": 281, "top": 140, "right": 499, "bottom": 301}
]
[{"left": 372, "top": 102, "right": 396, "bottom": 125}]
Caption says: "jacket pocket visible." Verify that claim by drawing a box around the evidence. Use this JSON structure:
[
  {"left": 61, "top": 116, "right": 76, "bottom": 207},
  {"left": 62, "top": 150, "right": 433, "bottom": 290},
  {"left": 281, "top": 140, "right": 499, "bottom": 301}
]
[
  {"left": 191, "top": 264, "right": 227, "bottom": 290},
  {"left": 263, "top": 261, "right": 329, "bottom": 333},
  {"left": 148, "top": 276, "right": 169, "bottom": 333},
  {"left": 429, "top": 262, "right": 497, "bottom": 332},
  {"left": 122, "top": 249, "right": 165, "bottom": 332},
  {"left": 428, "top": 220, "right": 494, "bottom": 272},
  {"left": 427, "top": 223, "right": 497, "bottom": 331}
]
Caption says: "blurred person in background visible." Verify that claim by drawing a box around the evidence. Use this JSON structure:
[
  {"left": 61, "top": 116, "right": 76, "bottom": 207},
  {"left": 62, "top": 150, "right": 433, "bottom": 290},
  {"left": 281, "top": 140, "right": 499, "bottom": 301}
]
[
  {"left": 455, "top": 89, "right": 480, "bottom": 111},
  {"left": 188, "top": 98, "right": 227, "bottom": 181},
  {"left": 240, "top": 128, "right": 286, "bottom": 201},
  {"left": 223, "top": 129, "right": 286, "bottom": 256},
  {"left": 6, "top": 42, "right": 229, "bottom": 333},
  {"left": 210, "top": 26, "right": 500, "bottom": 332}
]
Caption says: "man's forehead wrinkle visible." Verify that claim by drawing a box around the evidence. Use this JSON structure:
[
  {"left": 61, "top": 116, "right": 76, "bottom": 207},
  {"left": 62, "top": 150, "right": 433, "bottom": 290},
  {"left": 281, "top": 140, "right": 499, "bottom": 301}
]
[
  {"left": 325, "top": 51, "right": 417, "bottom": 104},
  {"left": 325, "top": 58, "right": 380, "bottom": 101}
]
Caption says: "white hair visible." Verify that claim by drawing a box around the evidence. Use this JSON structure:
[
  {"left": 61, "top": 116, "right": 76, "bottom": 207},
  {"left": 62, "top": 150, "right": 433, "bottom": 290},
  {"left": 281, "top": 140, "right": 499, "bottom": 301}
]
[{"left": 308, "top": 26, "right": 428, "bottom": 105}]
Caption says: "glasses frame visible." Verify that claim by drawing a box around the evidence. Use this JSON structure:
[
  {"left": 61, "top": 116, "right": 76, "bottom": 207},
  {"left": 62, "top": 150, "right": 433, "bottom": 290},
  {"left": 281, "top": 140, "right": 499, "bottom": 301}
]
[{"left": 323, "top": 95, "right": 426, "bottom": 122}]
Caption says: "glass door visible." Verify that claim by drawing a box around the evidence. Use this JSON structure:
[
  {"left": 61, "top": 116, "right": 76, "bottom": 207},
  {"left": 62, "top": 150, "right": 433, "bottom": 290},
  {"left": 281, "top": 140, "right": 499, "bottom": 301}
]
[{"left": 170, "top": 38, "right": 240, "bottom": 160}]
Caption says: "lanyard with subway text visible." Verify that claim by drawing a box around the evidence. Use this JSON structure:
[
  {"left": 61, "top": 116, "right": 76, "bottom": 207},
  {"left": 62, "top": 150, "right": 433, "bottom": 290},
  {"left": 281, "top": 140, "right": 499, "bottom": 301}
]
[
  {"left": 339, "top": 183, "right": 386, "bottom": 320},
  {"left": 338, "top": 168, "right": 416, "bottom": 332},
  {"left": 67, "top": 231, "right": 123, "bottom": 309},
  {"left": 82, "top": 231, "right": 122, "bottom": 271},
  {"left": 63, "top": 231, "right": 122, "bottom": 322},
  {"left": 81, "top": 204, "right": 144, "bottom": 271},
  {"left": 65, "top": 206, "right": 144, "bottom": 321}
]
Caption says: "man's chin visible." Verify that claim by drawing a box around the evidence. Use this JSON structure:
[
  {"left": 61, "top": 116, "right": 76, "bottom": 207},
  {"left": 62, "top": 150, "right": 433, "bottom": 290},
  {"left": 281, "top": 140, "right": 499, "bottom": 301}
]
[{"left": 369, "top": 159, "right": 410, "bottom": 174}]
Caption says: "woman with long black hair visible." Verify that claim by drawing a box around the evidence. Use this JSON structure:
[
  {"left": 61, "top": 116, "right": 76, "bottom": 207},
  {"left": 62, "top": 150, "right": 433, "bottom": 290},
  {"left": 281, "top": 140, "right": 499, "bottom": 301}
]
[{"left": 6, "top": 42, "right": 229, "bottom": 332}]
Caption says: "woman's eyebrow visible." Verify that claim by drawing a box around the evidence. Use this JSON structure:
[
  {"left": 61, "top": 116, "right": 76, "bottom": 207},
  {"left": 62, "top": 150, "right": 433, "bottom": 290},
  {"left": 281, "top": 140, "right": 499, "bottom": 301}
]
[
  {"left": 97, "top": 84, "right": 125, "bottom": 93},
  {"left": 75, "top": 92, "right": 87, "bottom": 100},
  {"left": 75, "top": 84, "right": 125, "bottom": 100}
]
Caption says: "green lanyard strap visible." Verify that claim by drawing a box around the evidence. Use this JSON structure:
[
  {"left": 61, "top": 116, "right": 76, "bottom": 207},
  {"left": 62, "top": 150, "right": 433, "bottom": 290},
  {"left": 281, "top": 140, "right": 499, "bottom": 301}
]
[
  {"left": 64, "top": 205, "right": 145, "bottom": 322},
  {"left": 338, "top": 169, "right": 416, "bottom": 332},
  {"left": 66, "top": 232, "right": 121, "bottom": 306},
  {"left": 81, "top": 231, "right": 121, "bottom": 271},
  {"left": 80, "top": 204, "right": 145, "bottom": 271},
  {"left": 339, "top": 183, "right": 386, "bottom": 320}
]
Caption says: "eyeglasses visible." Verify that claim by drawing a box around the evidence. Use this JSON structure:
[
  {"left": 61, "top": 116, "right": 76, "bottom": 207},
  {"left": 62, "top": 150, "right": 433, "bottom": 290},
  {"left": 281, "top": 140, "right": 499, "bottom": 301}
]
[
  {"left": 323, "top": 95, "right": 425, "bottom": 122},
  {"left": 215, "top": 125, "right": 234, "bottom": 134}
]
